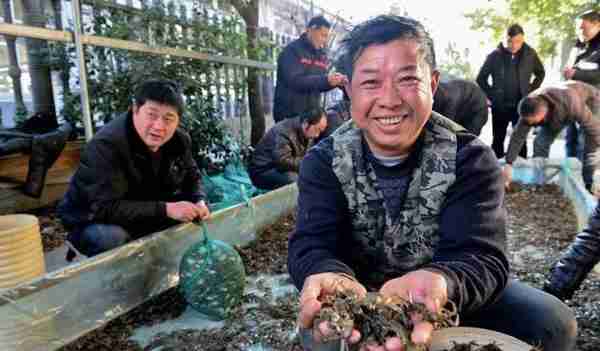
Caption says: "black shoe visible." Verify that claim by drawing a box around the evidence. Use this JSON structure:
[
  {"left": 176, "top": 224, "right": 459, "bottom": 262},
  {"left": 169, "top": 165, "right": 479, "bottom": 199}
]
[{"left": 66, "top": 248, "right": 77, "bottom": 262}]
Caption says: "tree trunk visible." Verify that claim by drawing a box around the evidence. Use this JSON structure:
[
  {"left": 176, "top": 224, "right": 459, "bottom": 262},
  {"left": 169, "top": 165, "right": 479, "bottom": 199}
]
[
  {"left": 21, "top": 0, "right": 56, "bottom": 118},
  {"left": 230, "top": 0, "right": 266, "bottom": 146},
  {"left": 2, "top": 0, "right": 27, "bottom": 120},
  {"left": 246, "top": 26, "right": 266, "bottom": 146},
  {"left": 51, "top": 0, "right": 70, "bottom": 96},
  {"left": 560, "top": 37, "right": 576, "bottom": 73}
]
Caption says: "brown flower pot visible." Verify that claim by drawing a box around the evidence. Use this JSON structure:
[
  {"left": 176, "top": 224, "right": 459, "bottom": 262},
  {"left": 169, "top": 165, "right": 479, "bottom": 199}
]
[{"left": 0, "top": 214, "right": 45, "bottom": 289}]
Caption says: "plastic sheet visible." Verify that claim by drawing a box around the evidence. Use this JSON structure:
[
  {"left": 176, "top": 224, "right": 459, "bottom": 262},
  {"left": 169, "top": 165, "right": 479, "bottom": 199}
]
[{"left": 0, "top": 183, "right": 298, "bottom": 351}]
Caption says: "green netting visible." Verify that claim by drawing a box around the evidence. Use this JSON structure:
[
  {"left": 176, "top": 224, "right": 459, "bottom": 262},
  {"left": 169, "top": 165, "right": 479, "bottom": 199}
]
[
  {"left": 202, "top": 159, "right": 266, "bottom": 211},
  {"left": 179, "top": 223, "right": 246, "bottom": 320}
]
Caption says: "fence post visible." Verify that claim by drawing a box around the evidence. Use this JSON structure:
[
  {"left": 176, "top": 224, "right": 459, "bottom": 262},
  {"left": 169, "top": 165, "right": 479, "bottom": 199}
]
[
  {"left": 179, "top": 4, "right": 188, "bottom": 49},
  {"left": 71, "top": 0, "right": 94, "bottom": 141}
]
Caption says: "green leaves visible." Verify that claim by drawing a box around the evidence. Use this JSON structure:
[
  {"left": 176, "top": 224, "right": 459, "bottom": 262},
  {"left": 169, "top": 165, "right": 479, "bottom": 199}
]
[
  {"left": 439, "top": 42, "right": 475, "bottom": 80},
  {"left": 58, "top": 2, "right": 252, "bottom": 169},
  {"left": 466, "top": 0, "right": 594, "bottom": 61}
]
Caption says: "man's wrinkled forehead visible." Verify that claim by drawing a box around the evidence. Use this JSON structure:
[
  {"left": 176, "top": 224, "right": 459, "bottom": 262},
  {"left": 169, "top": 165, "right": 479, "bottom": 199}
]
[
  {"left": 351, "top": 40, "right": 427, "bottom": 76},
  {"left": 355, "top": 58, "right": 419, "bottom": 75}
]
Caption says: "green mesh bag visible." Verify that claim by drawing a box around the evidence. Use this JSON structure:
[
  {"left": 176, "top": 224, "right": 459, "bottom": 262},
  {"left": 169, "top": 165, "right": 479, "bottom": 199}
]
[
  {"left": 202, "top": 158, "right": 266, "bottom": 211},
  {"left": 201, "top": 170, "right": 225, "bottom": 204},
  {"left": 179, "top": 223, "right": 246, "bottom": 320}
]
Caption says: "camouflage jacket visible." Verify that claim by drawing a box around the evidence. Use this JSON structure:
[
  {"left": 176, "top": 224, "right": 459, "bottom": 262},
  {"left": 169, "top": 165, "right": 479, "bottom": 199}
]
[
  {"left": 506, "top": 81, "right": 600, "bottom": 164},
  {"left": 331, "top": 112, "right": 464, "bottom": 287}
]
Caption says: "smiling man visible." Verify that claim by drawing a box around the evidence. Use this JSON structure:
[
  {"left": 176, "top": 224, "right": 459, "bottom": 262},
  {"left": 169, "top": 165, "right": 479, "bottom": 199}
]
[
  {"left": 288, "top": 15, "right": 576, "bottom": 351},
  {"left": 58, "top": 79, "right": 209, "bottom": 259}
]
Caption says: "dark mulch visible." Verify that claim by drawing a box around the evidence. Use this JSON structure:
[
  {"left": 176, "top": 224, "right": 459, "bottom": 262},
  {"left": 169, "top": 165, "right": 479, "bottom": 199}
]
[
  {"left": 26, "top": 202, "right": 67, "bottom": 252},
  {"left": 34, "top": 185, "right": 598, "bottom": 350},
  {"left": 59, "top": 212, "right": 299, "bottom": 351},
  {"left": 236, "top": 212, "right": 295, "bottom": 276}
]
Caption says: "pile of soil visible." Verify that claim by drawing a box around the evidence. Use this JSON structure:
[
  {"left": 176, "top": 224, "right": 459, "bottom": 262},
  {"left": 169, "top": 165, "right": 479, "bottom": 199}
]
[
  {"left": 28, "top": 203, "right": 67, "bottom": 252},
  {"left": 505, "top": 184, "right": 599, "bottom": 351},
  {"left": 35, "top": 184, "right": 597, "bottom": 350},
  {"left": 235, "top": 212, "right": 295, "bottom": 276}
]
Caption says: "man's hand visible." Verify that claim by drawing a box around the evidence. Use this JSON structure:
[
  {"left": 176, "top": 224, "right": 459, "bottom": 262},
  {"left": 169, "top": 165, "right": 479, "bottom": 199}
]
[
  {"left": 166, "top": 200, "right": 210, "bottom": 222},
  {"left": 375, "top": 270, "right": 449, "bottom": 350},
  {"left": 299, "top": 272, "right": 367, "bottom": 345},
  {"left": 328, "top": 72, "right": 348, "bottom": 87},
  {"left": 563, "top": 67, "right": 576, "bottom": 80},
  {"left": 196, "top": 200, "right": 210, "bottom": 220},
  {"left": 502, "top": 164, "right": 513, "bottom": 190}
]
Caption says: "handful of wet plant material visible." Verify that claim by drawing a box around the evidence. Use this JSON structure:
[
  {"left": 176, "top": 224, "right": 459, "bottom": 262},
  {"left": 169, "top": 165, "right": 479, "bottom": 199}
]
[
  {"left": 441, "top": 341, "right": 542, "bottom": 351},
  {"left": 315, "top": 289, "right": 459, "bottom": 350}
]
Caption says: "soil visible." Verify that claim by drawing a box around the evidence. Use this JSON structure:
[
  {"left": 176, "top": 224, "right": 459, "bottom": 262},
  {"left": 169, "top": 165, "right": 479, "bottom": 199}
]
[
  {"left": 29, "top": 184, "right": 598, "bottom": 350},
  {"left": 28, "top": 203, "right": 67, "bottom": 252},
  {"left": 505, "top": 184, "right": 600, "bottom": 351},
  {"left": 57, "top": 213, "right": 301, "bottom": 351}
]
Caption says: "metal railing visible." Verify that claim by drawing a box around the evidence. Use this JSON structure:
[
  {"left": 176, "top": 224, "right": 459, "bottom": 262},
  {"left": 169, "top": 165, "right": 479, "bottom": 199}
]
[{"left": 0, "top": 0, "right": 281, "bottom": 142}]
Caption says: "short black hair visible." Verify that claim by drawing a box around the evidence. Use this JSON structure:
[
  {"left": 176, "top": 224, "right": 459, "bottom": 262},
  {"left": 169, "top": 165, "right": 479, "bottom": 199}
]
[
  {"left": 580, "top": 9, "right": 600, "bottom": 23},
  {"left": 300, "top": 108, "right": 326, "bottom": 126},
  {"left": 308, "top": 15, "right": 331, "bottom": 29},
  {"left": 518, "top": 96, "right": 545, "bottom": 117},
  {"left": 133, "top": 79, "right": 185, "bottom": 117},
  {"left": 335, "top": 15, "right": 436, "bottom": 81},
  {"left": 507, "top": 23, "right": 524, "bottom": 37}
]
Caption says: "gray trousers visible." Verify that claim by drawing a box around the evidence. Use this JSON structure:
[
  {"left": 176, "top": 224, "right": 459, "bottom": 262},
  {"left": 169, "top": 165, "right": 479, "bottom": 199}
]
[{"left": 534, "top": 124, "right": 600, "bottom": 191}]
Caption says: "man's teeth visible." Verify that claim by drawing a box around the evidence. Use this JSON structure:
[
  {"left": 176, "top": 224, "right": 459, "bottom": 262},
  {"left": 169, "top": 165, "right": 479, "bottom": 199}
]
[{"left": 378, "top": 116, "right": 404, "bottom": 125}]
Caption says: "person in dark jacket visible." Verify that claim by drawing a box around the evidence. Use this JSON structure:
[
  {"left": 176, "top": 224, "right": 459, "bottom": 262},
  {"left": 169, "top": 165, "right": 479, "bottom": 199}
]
[
  {"left": 564, "top": 10, "right": 600, "bottom": 161},
  {"left": 248, "top": 108, "right": 327, "bottom": 190},
  {"left": 544, "top": 201, "right": 600, "bottom": 301},
  {"left": 476, "top": 24, "right": 545, "bottom": 159},
  {"left": 290, "top": 15, "right": 575, "bottom": 351},
  {"left": 58, "top": 80, "right": 210, "bottom": 259},
  {"left": 433, "top": 78, "right": 489, "bottom": 136},
  {"left": 502, "top": 81, "right": 600, "bottom": 194},
  {"left": 272, "top": 15, "right": 347, "bottom": 122}
]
